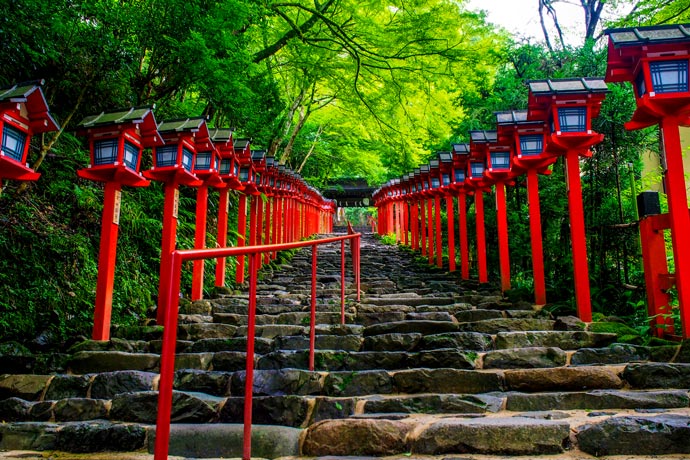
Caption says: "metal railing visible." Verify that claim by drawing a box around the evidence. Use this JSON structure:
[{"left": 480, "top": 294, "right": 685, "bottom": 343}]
[{"left": 154, "top": 232, "right": 361, "bottom": 460}]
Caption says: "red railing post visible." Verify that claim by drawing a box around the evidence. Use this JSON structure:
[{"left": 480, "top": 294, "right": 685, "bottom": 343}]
[
  {"left": 434, "top": 194, "right": 442, "bottom": 268},
  {"left": 153, "top": 252, "right": 182, "bottom": 460},
  {"left": 356, "top": 234, "right": 361, "bottom": 301},
  {"left": 309, "top": 245, "right": 318, "bottom": 371},
  {"left": 340, "top": 239, "right": 346, "bottom": 324},
  {"left": 420, "top": 199, "right": 427, "bottom": 256},
  {"left": 157, "top": 180, "right": 181, "bottom": 325},
  {"left": 526, "top": 169, "right": 547, "bottom": 304},
  {"left": 495, "top": 181, "right": 511, "bottom": 292},
  {"left": 427, "top": 198, "right": 434, "bottom": 265},
  {"left": 235, "top": 194, "right": 248, "bottom": 284},
  {"left": 458, "top": 193, "right": 469, "bottom": 280},
  {"left": 242, "top": 252, "right": 259, "bottom": 460},
  {"left": 191, "top": 184, "right": 209, "bottom": 301},
  {"left": 215, "top": 188, "right": 230, "bottom": 287},
  {"left": 475, "top": 191, "right": 488, "bottom": 283}
]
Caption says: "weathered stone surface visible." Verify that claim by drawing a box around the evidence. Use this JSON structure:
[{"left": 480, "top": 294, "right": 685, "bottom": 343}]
[
  {"left": 181, "top": 299, "right": 212, "bottom": 315},
  {"left": 623, "top": 363, "right": 690, "bottom": 389},
  {"left": 554, "top": 315, "right": 587, "bottom": 331},
  {"left": 212, "top": 351, "right": 252, "bottom": 371},
  {"left": 110, "top": 391, "right": 216, "bottom": 423},
  {"left": 189, "top": 336, "right": 273, "bottom": 354},
  {"left": 454, "top": 309, "right": 504, "bottom": 323},
  {"left": 311, "top": 396, "right": 356, "bottom": 422},
  {"left": 494, "top": 331, "right": 617, "bottom": 350},
  {"left": 174, "top": 369, "right": 233, "bottom": 396},
  {"left": 314, "top": 323, "right": 364, "bottom": 336},
  {"left": 507, "top": 389, "right": 689, "bottom": 411},
  {"left": 235, "top": 324, "right": 305, "bottom": 338},
  {"left": 457, "top": 319, "right": 554, "bottom": 334},
  {"left": 53, "top": 398, "right": 108, "bottom": 421},
  {"left": 577, "top": 415, "right": 690, "bottom": 456},
  {"left": 174, "top": 352, "right": 214, "bottom": 371},
  {"left": 303, "top": 418, "right": 412, "bottom": 456},
  {"left": 0, "top": 374, "right": 51, "bottom": 400},
  {"left": 67, "top": 351, "right": 159, "bottom": 373},
  {"left": 231, "top": 369, "right": 324, "bottom": 396},
  {"left": 571, "top": 344, "right": 650, "bottom": 365},
  {"left": 357, "top": 304, "right": 415, "bottom": 314},
  {"left": 56, "top": 421, "right": 147, "bottom": 452},
  {"left": 29, "top": 401, "right": 53, "bottom": 421},
  {"left": 406, "top": 311, "right": 455, "bottom": 322},
  {"left": 90, "top": 370, "right": 157, "bottom": 399},
  {"left": 67, "top": 338, "right": 142, "bottom": 354},
  {"left": 362, "top": 333, "right": 422, "bottom": 352},
  {"left": 324, "top": 370, "right": 393, "bottom": 396},
  {"left": 44, "top": 374, "right": 91, "bottom": 400},
  {"left": 393, "top": 368, "right": 504, "bottom": 394},
  {"left": 482, "top": 347, "right": 567, "bottom": 369},
  {"left": 111, "top": 325, "right": 163, "bottom": 341},
  {"left": 416, "top": 349, "right": 477, "bottom": 369},
  {"left": 363, "top": 394, "right": 503, "bottom": 414},
  {"left": 0, "top": 397, "right": 33, "bottom": 421},
  {"left": 356, "top": 311, "right": 407, "bottom": 326},
  {"left": 0, "top": 341, "right": 36, "bottom": 373},
  {"left": 148, "top": 423, "right": 302, "bottom": 458},
  {"left": 419, "top": 332, "right": 493, "bottom": 352},
  {"left": 412, "top": 417, "right": 570, "bottom": 455},
  {"left": 363, "top": 296, "right": 454, "bottom": 306},
  {"left": 177, "top": 323, "right": 237, "bottom": 340},
  {"left": 0, "top": 422, "right": 58, "bottom": 450},
  {"left": 505, "top": 367, "right": 624, "bottom": 392},
  {"left": 364, "top": 321, "right": 459, "bottom": 337},
  {"left": 147, "top": 339, "right": 193, "bottom": 354},
  {"left": 219, "top": 395, "right": 310, "bottom": 427},
  {"left": 276, "top": 334, "right": 362, "bottom": 351}
]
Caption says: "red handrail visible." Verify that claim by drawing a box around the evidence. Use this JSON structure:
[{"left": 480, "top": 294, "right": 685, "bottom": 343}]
[{"left": 154, "top": 233, "right": 361, "bottom": 460}]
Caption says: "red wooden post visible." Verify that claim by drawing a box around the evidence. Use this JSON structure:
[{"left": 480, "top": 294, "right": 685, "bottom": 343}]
[
  {"left": 434, "top": 194, "right": 443, "bottom": 268},
  {"left": 249, "top": 195, "right": 259, "bottom": 248},
  {"left": 475, "top": 191, "right": 488, "bottom": 283},
  {"left": 446, "top": 195, "right": 456, "bottom": 272},
  {"left": 403, "top": 201, "right": 409, "bottom": 245},
  {"left": 215, "top": 188, "right": 230, "bottom": 287},
  {"left": 565, "top": 150, "right": 592, "bottom": 322},
  {"left": 92, "top": 181, "right": 122, "bottom": 340},
  {"left": 639, "top": 214, "right": 674, "bottom": 336},
  {"left": 235, "top": 194, "right": 248, "bottom": 284},
  {"left": 495, "top": 181, "right": 511, "bottom": 292},
  {"left": 420, "top": 199, "right": 427, "bottom": 256},
  {"left": 242, "top": 252, "right": 259, "bottom": 460},
  {"left": 458, "top": 193, "right": 469, "bottom": 280},
  {"left": 427, "top": 198, "right": 434, "bottom": 264},
  {"left": 411, "top": 201, "right": 419, "bottom": 250},
  {"left": 526, "top": 169, "right": 547, "bottom": 304},
  {"left": 157, "top": 182, "right": 181, "bottom": 324},
  {"left": 309, "top": 245, "right": 318, "bottom": 371},
  {"left": 340, "top": 239, "right": 346, "bottom": 324},
  {"left": 191, "top": 184, "right": 209, "bottom": 300}
]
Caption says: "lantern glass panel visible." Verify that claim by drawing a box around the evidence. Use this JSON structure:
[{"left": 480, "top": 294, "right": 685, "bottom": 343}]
[
  {"left": 490, "top": 151, "right": 510, "bottom": 170},
  {"left": 650, "top": 59, "right": 689, "bottom": 93},
  {"left": 557, "top": 107, "right": 587, "bottom": 133},
  {"left": 454, "top": 169, "right": 465, "bottom": 183},
  {"left": 519, "top": 134, "right": 543, "bottom": 156},
  {"left": 195, "top": 152, "right": 212, "bottom": 171},
  {"left": 442, "top": 173, "right": 450, "bottom": 186},
  {"left": 239, "top": 166, "right": 249, "bottom": 182},
  {"left": 432, "top": 177, "right": 440, "bottom": 188},
  {"left": 220, "top": 158, "right": 231, "bottom": 175},
  {"left": 423, "top": 181, "right": 429, "bottom": 190},
  {"left": 254, "top": 172, "right": 261, "bottom": 184},
  {"left": 270, "top": 177, "right": 275, "bottom": 187},
  {"left": 94, "top": 139, "right": 119, "bottom": 166},
  {"left": 470, "top": 161, "right": 485, "bottom": 178},
  {"left": 233, "top": 163, "right": 239, "bottom": 176},
  {"left": 156, "top": 145, "right": 178, "bottom": 167},
  {"left": 1, "top": 124, "right": 27, "bottom": 162},
  {"left": 123, "top": 141, "right": 140, "bottom": 170},
  {"left": 181, "top": 147, "right": 194, "bottom": 171}
]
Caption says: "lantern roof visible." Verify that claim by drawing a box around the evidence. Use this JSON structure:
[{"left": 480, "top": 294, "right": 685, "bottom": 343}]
[
  {"left": 0, "top": 80, "right": 60, "bottom": 133},
  {"left": 470, "top": 130, "right": 498, "bottom": 144},
  {"left": 77, "top": 106, "right": 162, "bottom": 147},
  {"left": 606, "top": 23, "right": 690, "bottom": 47},
  {"left": 527, "top": 78, "right": 608, "bottom": 96},
  {"left": 420, "top": 164, "right": 430, "bottom": 173},
  {"left": 452, "top": 143, "right": 470, "bottom": 155},
  {"left": 158, "top": 117, "right": 207, "bottom": 134},
  {"left": 496, "top": 110, "right": 528, "bottom": 125},
  {"left": 437, "top": 151, "right": 453, "bottom": 163},
  {"left": 209, "top": 127, "right": 234, "bottom": 143},
  {"left": 265, "top": 156, "right": 275, "bottom": 168},
  {"left": 251, "top": 149, "right": 267, "bottom": 161}
]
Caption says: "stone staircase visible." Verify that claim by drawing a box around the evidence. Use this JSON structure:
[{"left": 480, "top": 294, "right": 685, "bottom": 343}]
[{"left": 2, "top": 233, "right": 690, "bottom": 458}]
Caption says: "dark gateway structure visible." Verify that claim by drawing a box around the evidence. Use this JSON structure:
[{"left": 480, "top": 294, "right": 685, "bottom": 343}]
[{"left": 322, "top": 178, "right": 376, "bottom": 207}]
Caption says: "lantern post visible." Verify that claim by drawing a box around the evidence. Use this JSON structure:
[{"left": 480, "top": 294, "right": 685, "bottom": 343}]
[
  {"left": 190, "top": 128, "right": 224, "bottom": 301},
  {"left": 497, "top": 110, "right": 556, "bottom": 305},
  {"left": 0, "top": 81, "right": 59, "bottom": 191},
  {"left": 605, "top": 24, "right": 690, "bottom": 337},
  {"left": 144, "top": 118, "right": 205, "bottom": 324},
  {"left": 438, "top": 151, "right": 455, "bottom": 271},
  {"left": 527, "top": 78, "right": 608, "bottom": 322},
  {"left": 451, "top": 144, "right": 471, "bottom": 280},
  {"left": 234, "top": 139, "right": 260, "bottom": 284},
  {"left": 469, "top": 131, "right": 496, "bottom": 284},
  {"left": 427, "top": 159, "right": 443, "bottom": 268},
  {"left": 210, "top": 128, "right": 243, "bottom": 288},
  {"left": 76, "top": 107, "right": 157, "bottom": 340},
  {"left": 483, "top": 131, "right": 517, "bottom": 293}
]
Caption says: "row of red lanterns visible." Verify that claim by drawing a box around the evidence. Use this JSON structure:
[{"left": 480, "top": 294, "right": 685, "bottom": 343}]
[
  {"left": 374, "top": 23, "right": 690, "bottom": 334},
  {"left": 0, "top": 89, "right": 335, "bottom": 340}
]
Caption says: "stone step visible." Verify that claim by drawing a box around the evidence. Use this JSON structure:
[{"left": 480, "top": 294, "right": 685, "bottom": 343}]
[
  {"left": 361, "top": 296, "right": 456, "bottom": 307},
  {"left": 213, "top": 311, "right": 355, "bottom": 326},
  {"left": 495, "top": 330, "right": 618, "bottom": 350},
  {"left": 457, "top": 318, "right": 556, "bottom": 334},
  {"left": 506, "top": 389, "right": 690, "bottom": 411}
]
